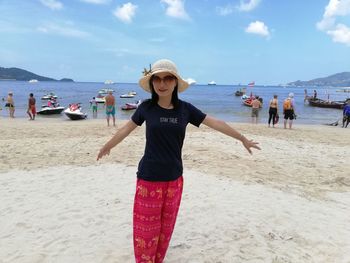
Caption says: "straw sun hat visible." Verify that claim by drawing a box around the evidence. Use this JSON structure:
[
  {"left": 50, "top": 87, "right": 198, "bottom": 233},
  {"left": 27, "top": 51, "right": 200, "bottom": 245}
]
[{"left": 139, "top": 59, "right": 189, "bottom": 93}]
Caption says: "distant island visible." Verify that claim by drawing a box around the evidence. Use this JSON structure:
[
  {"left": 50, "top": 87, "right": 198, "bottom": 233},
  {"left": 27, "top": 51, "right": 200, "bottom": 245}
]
[
  {"left": 288, "top": 72, "right": 350, "bottom": 87},
  {"left": 0, "top": 66, "right": 74, "bottom": 82}
]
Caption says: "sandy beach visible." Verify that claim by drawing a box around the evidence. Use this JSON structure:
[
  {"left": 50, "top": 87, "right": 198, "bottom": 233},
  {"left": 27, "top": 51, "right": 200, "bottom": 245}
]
[{"left": 0, "top": 117, "right": 349, "bottom": 263}]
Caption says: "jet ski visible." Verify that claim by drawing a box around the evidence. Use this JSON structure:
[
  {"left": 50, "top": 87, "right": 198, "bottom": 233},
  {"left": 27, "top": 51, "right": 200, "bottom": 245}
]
[
  {"left": 121, "top": 100, "right": 142, "bottom": 111},
  {"left": 37, "top": 105, "right": 64, "bottom": 115},
  {"left": 64, "top": 103, "right": 87, "bottom": 120}
]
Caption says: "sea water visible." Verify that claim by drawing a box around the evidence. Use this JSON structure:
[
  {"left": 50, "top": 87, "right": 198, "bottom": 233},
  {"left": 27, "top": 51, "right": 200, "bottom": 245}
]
[{"left": 0, "top": 80, "right": 348, "bottom": 125}]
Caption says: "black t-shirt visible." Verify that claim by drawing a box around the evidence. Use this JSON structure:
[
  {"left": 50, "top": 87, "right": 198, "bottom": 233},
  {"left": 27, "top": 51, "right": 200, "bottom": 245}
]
[{"left": 131, "top": 99, "right": 206, "bottom": 181}]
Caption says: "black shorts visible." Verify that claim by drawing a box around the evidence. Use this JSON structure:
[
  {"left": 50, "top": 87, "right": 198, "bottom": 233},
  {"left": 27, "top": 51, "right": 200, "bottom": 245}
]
[
  {"left": 5, "top": 103, "right": 14, "bottom": 108},
  {"left": 284, "top": 109, "right": 294, "bottom": 120}
]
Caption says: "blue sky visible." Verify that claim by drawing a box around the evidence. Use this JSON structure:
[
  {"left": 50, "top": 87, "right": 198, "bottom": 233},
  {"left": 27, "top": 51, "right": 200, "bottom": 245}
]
[{"left": 1, "top": 0, "right": 350, "bottom": 85}]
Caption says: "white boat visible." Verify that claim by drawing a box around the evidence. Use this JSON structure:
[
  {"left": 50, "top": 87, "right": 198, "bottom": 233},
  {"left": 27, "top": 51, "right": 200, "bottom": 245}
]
[
  {"left": 336, "top": 88, "right": 350, "bottom": 93},
  {"left": 41, "top": 93, "right": 58, "bottom": 100},
  {"left": 104, "top": 80, "right": 115, "bottom": 85},
  {"left": 64, "top": 103, "right": 87, "bottom": 120},
  {"left": 241, "top": 94, "right": 249, "bottom": 100},
  {"left": 185, "top": 78, "right": 196, "bottom": 85},
  {"left": 95, "top": 96, "right": 106, "bottom": 103},
  {"left": 208, "top": 81, "right": 216, "bottom": 85},
  {"left": 98, "top": 88, "right": 114, "bottom": 95},
  {"left": 29, "top": 79, "right": 38, "bottom": 83},
  {"left": 120, "top": 92, "right": 135, "bottom": 98}
]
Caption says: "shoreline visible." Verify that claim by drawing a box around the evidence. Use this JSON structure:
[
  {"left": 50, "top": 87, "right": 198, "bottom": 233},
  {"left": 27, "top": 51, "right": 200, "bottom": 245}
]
[
  {"left": 0, "top": 118, "right": 349, "bottom": 195},
  {"left": 0, "top": 113, "right": 345, "bottom": 125}
]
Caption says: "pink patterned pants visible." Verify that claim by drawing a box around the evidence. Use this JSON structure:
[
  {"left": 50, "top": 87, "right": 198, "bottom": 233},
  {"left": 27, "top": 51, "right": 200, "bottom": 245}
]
[{"left": 133, "top": 176, "right": 183, "bottom": 263}]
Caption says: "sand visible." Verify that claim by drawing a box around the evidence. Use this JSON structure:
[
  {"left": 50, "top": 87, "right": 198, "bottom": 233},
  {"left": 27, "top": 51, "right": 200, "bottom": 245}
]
[{"left": 0, "top": 117, "right": 349, "bottom": 263}]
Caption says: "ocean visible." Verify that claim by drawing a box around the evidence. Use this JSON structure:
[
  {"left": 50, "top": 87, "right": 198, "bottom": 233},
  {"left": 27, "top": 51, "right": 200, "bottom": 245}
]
[{"left": 0, "top": 80, "right": 349, "bottom": 125}]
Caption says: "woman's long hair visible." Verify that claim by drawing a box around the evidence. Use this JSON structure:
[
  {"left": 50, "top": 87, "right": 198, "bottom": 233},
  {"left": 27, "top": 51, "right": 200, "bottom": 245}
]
[{"left": 148, "top": 75, "right": 179, "bottom": 109}]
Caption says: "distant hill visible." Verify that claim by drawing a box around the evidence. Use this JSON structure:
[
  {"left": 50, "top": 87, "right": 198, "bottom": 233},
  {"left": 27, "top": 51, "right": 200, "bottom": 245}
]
[
  {"left": 288, "top": 72, "right": 350, "bottom": 87},
  {"left": 0, "top": 67, "right": 74, "bottom": 82}
]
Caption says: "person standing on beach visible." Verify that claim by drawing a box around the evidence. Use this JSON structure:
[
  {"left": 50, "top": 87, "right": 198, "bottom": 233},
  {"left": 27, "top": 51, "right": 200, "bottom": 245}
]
[
  {"left": 97, "top": 59, "right": 261, "bottom": 263},
  {"left": 268, "top": 95, "right": 278, "bottom": 128},
  {"left": 90, "top": 97, "right": 98, "bottom": 118},
  {"left": 5, "top": 92, "right": 15, "bottom": 118},
  {"left": 104, "top": 90, "right": 116, "bottom": 126},
  {"left": 27, "top": 93, "right": 36, "bottom": 120},
  {"left": 342, "top": 100, "right": 350, "bottom": 128},
  {"left": 304, "top": 89, "right": 308, "bottom": 102},
  {"left": 251, "top": 96, "right": 262, "bottom": 124},
  {"left": 283, "top": 93, "right": 295, "bottom": 129}
]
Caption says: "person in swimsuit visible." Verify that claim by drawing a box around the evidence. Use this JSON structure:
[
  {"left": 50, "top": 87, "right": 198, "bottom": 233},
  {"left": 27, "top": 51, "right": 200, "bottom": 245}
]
[
  {"left": 27, "top": 93, "right": 36, "bottom": 120},
  {"left": 251, "top": 96, "right": 262, "bottom": 124},
  {"left": 268, "top": 95, "right": 278, "bottom": 127},
  {"left": 90, "top": 97, "right": 98, "bottom": 118},
  {"left": 5, "top": 92, "right": 15, "bottom": 118},
  {"left": 283, "top": 93, "right": 296, "bottom": 129},
  {"left": 97, "top": 59, "right": 261, "bottom": 263},
  {"left": 104, "top": 90, "right": 116, "bottom": 126}
]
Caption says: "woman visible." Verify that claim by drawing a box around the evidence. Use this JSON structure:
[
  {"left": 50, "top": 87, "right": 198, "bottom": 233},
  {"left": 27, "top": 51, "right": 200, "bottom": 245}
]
[
  {"left": 97, "top": 59, "right": 260, "bottom": 263},
  {"left": 283, "top": 93, "right": 296, "bottom": 129},
  {"left": 268, "top": 94, "right": 278, "bottom": 127},
  {"left": 5, "top": 92, "right": 15, "bottom": 118},
  {"left": 27, "top": 93, "right": 36, "bottom": 120}
]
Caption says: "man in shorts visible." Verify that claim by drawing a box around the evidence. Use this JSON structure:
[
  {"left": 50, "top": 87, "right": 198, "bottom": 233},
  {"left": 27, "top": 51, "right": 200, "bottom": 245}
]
[
  {"left": 104, "top": 90, "right": 116, "bottom": 126},
  {"left": 90, "top": 97, "right": 98, "bottom": 118},
  {"left": 251, "top": 96, "right": 262, "bottom": 124}
]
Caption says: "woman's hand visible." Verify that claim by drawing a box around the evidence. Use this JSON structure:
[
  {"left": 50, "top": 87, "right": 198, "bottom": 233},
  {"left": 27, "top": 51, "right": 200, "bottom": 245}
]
[
  {"left": 241, "top": 137, "right": 261, "bottom": 155},
  {"left": 97, "top": 146, "right": 111, "bottom": 161},
  {"left": 96, "top": 120, "right": 138, "bottom": 161}
]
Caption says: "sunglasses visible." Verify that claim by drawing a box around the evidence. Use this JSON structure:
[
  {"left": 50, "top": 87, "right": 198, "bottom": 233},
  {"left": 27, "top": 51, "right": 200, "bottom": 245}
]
[{"left": 152, "top": 75, "right": 176, "bottom": 84}]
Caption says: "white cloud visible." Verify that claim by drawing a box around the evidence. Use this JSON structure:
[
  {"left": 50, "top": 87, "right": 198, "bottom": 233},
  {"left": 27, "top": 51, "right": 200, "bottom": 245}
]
[
  {"left": 317, "top": 0, "right": 350, "bottom": 46},
  {"left": 161, "top": 0, "right": 190, "bottom": 20},
  {"left": 216, "top": 5, "right": 234, "bottom": 16},
  {"left": 327, "top": 23, "right": 350, "bottom": 45},
  {"left": 324, "top": 0, "right": 350, "bottom": 17},
  {"left": 237, "top": 0, "right": 261, "bottom": 12},
  {"left": 245, "top": 20, "right": 270, "bottom": 37},
  {"left": 37, "top": 23, "right": 90, "bottom": 38},
  {"left": 217, "top": 0, "right": 260, "bottom": 16},
  {"left": 113, "top": 3, "right": 138, "bottom": 24},
  {"left": 79, "top": 0, "right": 110, "bottom": 4},
  {"left": 40, "top": 0, "right": 63, "bottom": 10},
  {"left": 316, "top": 17, "right": 335, "bottom": 31}
]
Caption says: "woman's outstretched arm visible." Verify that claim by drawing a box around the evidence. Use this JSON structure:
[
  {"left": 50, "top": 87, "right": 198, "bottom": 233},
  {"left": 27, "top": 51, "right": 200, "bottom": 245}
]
[
  {"left": 97, "top": 120, "right": 138, "bottom": 160},
  {"left": 202, "top": 115, "right": 261, "bottom": 154}
]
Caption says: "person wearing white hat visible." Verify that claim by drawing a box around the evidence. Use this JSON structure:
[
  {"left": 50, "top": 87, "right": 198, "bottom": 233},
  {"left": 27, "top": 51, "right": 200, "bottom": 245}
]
[
  {"left": 97, "top": 59, "right": 260, "bottom": 262},
  {"left": 283, "top": 93, "right": 296, "bottom": 129}
]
